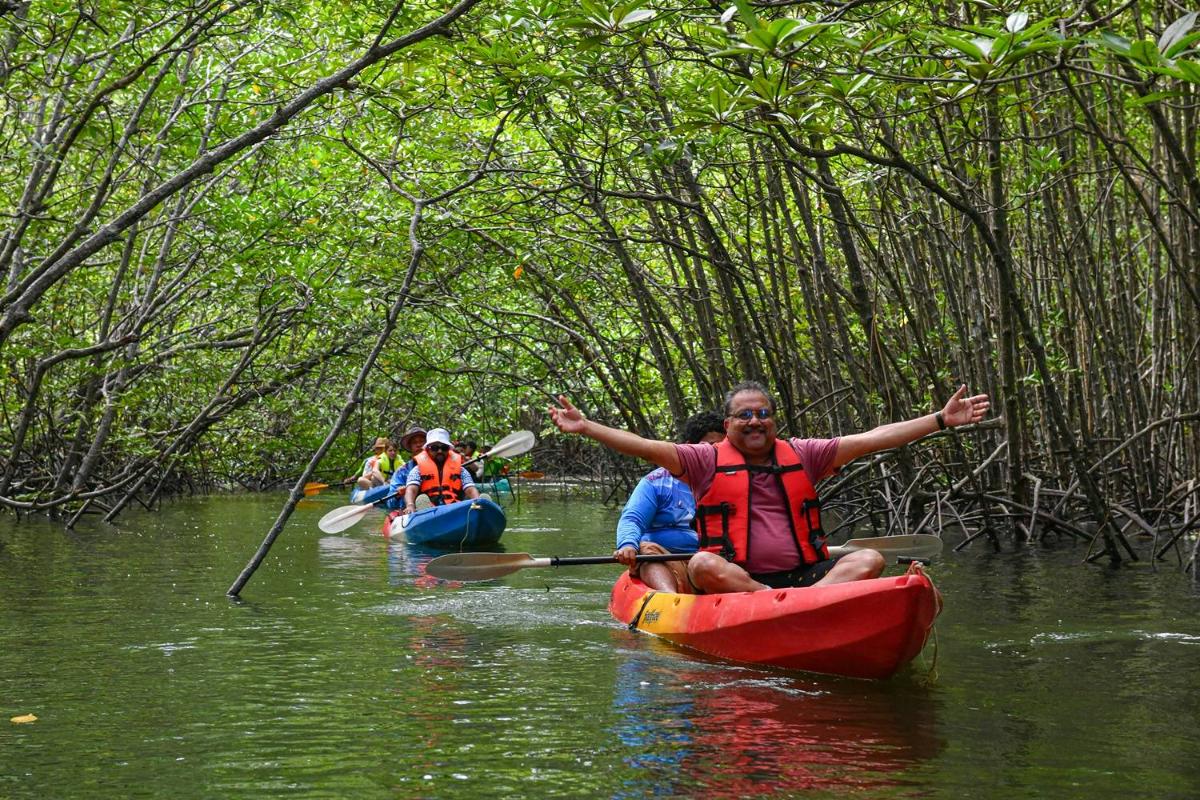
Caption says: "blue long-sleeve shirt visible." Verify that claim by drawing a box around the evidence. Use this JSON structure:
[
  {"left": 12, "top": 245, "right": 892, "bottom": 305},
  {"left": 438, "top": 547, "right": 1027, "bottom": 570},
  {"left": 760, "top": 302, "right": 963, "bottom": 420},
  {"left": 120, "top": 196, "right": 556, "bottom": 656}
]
[
  {"left": 615, "top": 467, "right": 700, "bottom": 553},
  {"left": 384, "top": 458, "right": 418, "bottom": 510}
]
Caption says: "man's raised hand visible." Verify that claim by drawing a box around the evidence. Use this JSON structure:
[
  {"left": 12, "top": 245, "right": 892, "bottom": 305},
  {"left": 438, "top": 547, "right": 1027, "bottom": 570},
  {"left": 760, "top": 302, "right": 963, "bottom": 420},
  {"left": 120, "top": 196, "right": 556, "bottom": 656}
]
[
  {"left": 549, "top": 395, "right": 588, "bottom": 435},
  {"left": 942, "top": 384, "right": 990, "bottom": 428}
]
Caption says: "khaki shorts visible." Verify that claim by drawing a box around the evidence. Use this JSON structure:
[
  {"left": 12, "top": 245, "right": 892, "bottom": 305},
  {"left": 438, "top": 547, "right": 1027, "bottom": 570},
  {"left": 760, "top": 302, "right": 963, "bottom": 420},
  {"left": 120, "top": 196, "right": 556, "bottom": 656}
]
[{"left": 630, "top": 541, "right": 693, "bottom": 594}]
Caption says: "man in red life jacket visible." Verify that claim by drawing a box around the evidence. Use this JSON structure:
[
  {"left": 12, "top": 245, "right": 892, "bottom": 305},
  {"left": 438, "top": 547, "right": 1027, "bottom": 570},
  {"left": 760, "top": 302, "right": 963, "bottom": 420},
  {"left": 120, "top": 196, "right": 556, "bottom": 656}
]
[
  {"left": 399, "top": 427, "right": 481, "bottom": 513},
  {"left": 549, "top": 380, "right": 989, "bottom": 593}
]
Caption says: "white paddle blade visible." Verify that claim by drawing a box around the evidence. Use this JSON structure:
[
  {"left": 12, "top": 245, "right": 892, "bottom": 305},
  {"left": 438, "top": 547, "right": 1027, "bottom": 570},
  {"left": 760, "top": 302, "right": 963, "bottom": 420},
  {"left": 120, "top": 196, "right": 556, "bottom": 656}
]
[
  {"left": 318, "top": 503, "right": 374, "bottom": 534},
  {"left": 829, "top": 534, "right": 943, "bottom": 561},
  {"left": 484, "top": 430, "right": 535, "bottom": 459},
  {"left": 397, "top": 494, "right": 433, "bottom": 530},
  {"left": 425, "top": 552, "right": 547, "bottom": 581}
]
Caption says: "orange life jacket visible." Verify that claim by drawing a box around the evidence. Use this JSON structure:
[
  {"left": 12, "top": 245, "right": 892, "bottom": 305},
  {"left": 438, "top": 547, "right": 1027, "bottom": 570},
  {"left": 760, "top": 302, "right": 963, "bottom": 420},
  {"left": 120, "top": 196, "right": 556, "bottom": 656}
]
[
  {"left": 415, "top": 450, "right": 465, "bottom": 506},
  {"left": 694, "top": 439, "right": 828, "bottom": 567}
]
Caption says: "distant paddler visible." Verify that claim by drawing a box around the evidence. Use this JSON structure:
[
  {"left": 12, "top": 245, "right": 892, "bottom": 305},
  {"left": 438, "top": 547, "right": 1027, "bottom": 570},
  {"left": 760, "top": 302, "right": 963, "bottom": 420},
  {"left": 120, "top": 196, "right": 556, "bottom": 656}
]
[
  {"left": 397, "top": 428, "right": 480, "bottom": 515},
  {"left": 354, "top": 436, "right": 399, "bottom": 491},
  {"left": 384, "top": 426, "right": 426, "bottom": 511}
]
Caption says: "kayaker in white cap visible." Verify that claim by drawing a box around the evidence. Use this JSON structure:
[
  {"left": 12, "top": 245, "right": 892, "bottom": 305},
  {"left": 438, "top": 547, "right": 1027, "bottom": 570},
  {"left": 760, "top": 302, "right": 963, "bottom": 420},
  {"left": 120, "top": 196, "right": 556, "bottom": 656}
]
[
  {"left": 399, "top": 427, "right": 480, "bottom": 513},
  {"left": 551, "top": 381, "right": 989, "bottom": 594}
]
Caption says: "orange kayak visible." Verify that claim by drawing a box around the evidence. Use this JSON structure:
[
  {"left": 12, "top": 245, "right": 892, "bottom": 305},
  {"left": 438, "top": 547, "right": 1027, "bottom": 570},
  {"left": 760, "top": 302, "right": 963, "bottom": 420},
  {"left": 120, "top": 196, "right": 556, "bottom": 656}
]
[{"left": 609, "top": 566, "right": 941, "bottom": 679}]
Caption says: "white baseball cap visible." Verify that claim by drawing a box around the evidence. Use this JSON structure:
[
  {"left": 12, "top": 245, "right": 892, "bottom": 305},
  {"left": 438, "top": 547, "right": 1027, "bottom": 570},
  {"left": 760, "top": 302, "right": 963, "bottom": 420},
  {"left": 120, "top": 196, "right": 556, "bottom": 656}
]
[{"left": 424, "top": 428, "right": 453, "bottom": 449}]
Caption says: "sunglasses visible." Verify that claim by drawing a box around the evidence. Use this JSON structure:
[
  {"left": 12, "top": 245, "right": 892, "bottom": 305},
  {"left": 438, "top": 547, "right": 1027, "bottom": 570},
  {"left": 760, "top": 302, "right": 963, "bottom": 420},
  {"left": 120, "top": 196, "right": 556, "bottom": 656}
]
[
  {"left": 427, "top": 444, "right": 450, "bottom": 453},
  {"left": 731, "top": 408, "right": 772, "bottom": 421}
]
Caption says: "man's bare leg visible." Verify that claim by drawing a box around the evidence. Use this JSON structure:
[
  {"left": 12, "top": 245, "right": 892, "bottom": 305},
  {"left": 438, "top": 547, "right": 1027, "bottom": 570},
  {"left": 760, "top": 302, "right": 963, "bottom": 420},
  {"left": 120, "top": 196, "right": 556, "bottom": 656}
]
[
  {"left": 814, "top": 549, "right": 885, "bottom": 585},
  {"left": 638, "top": 562, "right": 678, "bottom": 593},
  {"left": 687, "top": 552, "right": 768, "bottom": 593}
]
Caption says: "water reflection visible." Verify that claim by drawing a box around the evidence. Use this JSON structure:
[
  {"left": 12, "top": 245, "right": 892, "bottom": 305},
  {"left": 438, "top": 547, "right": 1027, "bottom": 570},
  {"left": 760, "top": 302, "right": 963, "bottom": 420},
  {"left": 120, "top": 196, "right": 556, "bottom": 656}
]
[
  {"left": 317, "top": 529, "right": 502, "bottom": 590},
  {"left": 386, "top": 541, "right": 506, "bottom": 589},
  {"left": 316, "top": 535, "right": 376, "bottom": 570},
  {"left": 611, "top": 649, "right": 941, "bottom": 798}
]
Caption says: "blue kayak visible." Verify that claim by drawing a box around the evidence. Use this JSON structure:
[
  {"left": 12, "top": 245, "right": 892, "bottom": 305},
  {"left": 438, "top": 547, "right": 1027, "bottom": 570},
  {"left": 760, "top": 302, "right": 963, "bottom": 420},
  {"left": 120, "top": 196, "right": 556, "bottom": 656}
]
[
  {"left": 386, "top": 497, "right": 506, "bottom": 547},
  {"left": 349, "top": 484, "right": 391, "bottom": 506}
]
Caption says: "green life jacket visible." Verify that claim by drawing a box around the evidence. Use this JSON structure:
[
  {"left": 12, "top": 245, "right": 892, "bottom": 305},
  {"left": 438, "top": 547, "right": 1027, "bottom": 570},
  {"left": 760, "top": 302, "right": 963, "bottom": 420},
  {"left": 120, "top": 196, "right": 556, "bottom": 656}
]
[{"left": 377, "top": 452, "right": 397, "bottom": 479}]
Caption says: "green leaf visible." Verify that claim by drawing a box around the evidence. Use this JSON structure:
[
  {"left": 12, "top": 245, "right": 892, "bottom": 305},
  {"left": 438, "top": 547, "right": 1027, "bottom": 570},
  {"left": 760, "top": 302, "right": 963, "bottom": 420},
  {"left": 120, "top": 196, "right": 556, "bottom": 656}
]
[
  {"left": 745, "top": 27, "right": 777, "bottom": 51},
  {"left": 1128, "top": 89, "right": 1183, "bottom": 106},
  {"left": 934, "top": 33, "right": 987, "bottom": 61},
  {"left": 772, "top": 19, "right": 809, "bottom": 47},
  {"left": 1007, "top": 40, "right": 1065, "bottom": 61},
  {"left": 1014, "top": 20, "right": 1061, "bottom": 48},
  {"left": 1097, "top": 31, "right": 1132, "bottom": 55},
  {"left": 711, "top": 45, "right": 759, "bottom": 58},
  {"left": 1165, "top": 30, "right": 1200, "bottom": 58},
  {"left": 708, "top": 83, "right": 736, "bottom": 118},
  {"left": 1175, "top": 59, "right": 1200, "bottom": 82},
  {"left": 847, "top": 73, "right": 872, "bottom": 97},
  {"left": 959, "top": 24, "right": 1004, "bottom": 38},
  {"left": 733, "top": 0, "right": 759, "bottom": 31},
  {"left": 1128, "top": 39, "right": 1160, "bottom": 66}
]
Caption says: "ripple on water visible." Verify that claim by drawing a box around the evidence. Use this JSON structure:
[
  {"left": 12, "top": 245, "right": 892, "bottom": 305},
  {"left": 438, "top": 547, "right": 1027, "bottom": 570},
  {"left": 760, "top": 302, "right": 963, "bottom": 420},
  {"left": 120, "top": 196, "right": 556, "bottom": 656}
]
[
  {"left": 374, "top": 586, "right": 609, "bottom": 631},
  {"left": 985, "top": 628, "right": 1200, "bottom": 648}
]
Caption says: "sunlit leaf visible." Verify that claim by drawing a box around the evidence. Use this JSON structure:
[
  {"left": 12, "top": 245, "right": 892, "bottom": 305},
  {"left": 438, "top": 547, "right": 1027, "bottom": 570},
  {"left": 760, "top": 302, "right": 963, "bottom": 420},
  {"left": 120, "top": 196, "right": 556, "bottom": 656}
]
[
  {"left": 1159, "top": 12, "right": 1198, "bottom": 54},
  {"left": 1005, "top": 12, "right": 1029, "bottom": 34},
  {"left": 618, "top": 9, "right": 655, "bottom": 29},
  {"left": 11, "top": 714, "right": 37, "bottom": 724}
]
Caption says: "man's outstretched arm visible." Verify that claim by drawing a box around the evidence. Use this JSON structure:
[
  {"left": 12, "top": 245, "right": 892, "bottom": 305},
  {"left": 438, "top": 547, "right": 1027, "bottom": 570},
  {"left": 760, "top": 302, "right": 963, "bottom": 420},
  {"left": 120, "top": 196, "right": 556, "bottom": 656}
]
[
  {"left": 833, "top": 384, "right": 990, "bottom": 469},
  {"left": 549, "top": 395, "right": 683, "bottom": 475}
]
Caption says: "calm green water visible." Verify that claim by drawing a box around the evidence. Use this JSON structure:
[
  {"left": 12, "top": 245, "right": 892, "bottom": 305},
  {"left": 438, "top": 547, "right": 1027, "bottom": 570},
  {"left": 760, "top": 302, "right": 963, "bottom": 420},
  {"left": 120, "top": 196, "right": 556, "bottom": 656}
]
[{"left": 2, "top": 490, "right": 1198, "bottom": 799}]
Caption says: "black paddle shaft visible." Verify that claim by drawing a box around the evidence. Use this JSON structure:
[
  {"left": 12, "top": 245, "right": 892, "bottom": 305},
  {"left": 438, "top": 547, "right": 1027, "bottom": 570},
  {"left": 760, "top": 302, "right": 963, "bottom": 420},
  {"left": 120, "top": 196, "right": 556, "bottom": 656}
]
[{"left": 550, "top": 553, "right": 693, "bottom": 567}]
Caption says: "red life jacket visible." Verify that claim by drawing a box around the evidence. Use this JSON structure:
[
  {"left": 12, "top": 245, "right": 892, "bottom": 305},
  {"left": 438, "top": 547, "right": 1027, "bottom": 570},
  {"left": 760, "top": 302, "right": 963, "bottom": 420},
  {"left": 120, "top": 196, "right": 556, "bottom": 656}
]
[
  {"left": 694, "top": 439, "right": 828, "bottom": 567},
  {"left": 415, "top": 450, "right": 465, "bottom": 506}
]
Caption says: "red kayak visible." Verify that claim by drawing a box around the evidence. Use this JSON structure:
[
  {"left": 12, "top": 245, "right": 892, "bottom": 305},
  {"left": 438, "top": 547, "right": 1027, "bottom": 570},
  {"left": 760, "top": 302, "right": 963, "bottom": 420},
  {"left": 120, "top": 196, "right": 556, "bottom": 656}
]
[{"left": 609, "top": 564, "right": 941, "bottom": 679}]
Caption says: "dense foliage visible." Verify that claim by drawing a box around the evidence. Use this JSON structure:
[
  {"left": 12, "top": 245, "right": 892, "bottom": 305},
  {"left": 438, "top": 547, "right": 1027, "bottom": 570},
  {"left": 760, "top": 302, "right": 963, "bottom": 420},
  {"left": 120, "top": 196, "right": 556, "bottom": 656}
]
[{"left": 2, "top": 1, "right": 1197, "bottom": 571}]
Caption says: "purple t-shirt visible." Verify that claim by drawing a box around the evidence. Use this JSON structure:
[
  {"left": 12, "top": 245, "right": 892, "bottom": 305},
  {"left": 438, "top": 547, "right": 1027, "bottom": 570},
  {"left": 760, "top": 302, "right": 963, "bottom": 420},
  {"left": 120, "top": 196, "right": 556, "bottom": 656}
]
[{"left": 674, "top": 437, "right": 840, "bottom": 574}]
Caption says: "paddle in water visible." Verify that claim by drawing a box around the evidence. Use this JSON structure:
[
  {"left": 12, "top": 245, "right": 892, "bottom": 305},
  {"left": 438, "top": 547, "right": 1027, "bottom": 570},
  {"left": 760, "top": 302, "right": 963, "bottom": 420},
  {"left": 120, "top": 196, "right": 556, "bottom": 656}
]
[
  {"left": 425, "top": 534, "right": 944, "bottom": 581},
  {"left": 318, "top": 430, "right": 535, "bottom": 533}
]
